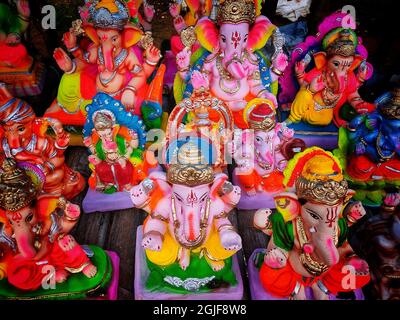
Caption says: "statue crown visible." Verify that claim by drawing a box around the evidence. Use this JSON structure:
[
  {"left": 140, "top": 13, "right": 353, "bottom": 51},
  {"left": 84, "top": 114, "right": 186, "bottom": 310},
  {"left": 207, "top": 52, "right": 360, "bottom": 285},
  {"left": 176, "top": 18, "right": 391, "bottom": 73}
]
[
  {"left": 326, "top": 29, "right": 356, "bottom": 57},
  {"left": 89, "top": 0, "right": 129, "bottom": 30},
  {"left": 218, "top": 0, "right": 256, "bottom": 25}
]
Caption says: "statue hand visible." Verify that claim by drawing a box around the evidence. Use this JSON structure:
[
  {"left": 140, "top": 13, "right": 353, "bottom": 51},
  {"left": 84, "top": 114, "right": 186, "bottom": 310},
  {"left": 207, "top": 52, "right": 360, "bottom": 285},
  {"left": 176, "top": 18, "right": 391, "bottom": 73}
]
[
  {"left": 144, "top": 2, "right": 155, "bottom": 22},
  {"left": 220, "top": 229, "right": 242, "bottom": 251},
  {"left": 272, "top": 52, "right": 288, "bottom": 74},
  {"left": 345, "top": 201, "right": 366, "bottom": 223},
  {"left": 176, "top": 47, "right": 191, "bottom": 70},
  {"left": 121, "top": 89, "right": 136, "bottom": 112},
  {"left": 16, "top": 0, "right": 30, "bottom": 18},
  {"left": 226, "top": 59, "right": 247, "bottom": 79},
  {"left": 173, "top": 15, "right": 187, "bottom": 34},
  {"left": 264, "top": 247, "right": 287, "bottom": 269},
  {"left": 309, "top": 74, "right": 325, "bottom": 93},
  {"left": 53, "top": 48, "right": 73, "bottom": 73},
  {"left": 169, "top": 2, "right": 180, "bottom": 18},
  {"left": 83, "top": 136, "right": 92, "bottom": 147},
  {"left": 384, "top": 193, "right": 400, "bottom": 207},
  {"left": 129, "top": 131, "right": 139, "bottom": 149},
  {"left": 145, "top": 45, "right": 161, "bottom": 64},
  {"left": 191, "top": 70, "right": 209, "bottom": 90},
  {"left": 65, "top": 203, "right": 81, "bottom": 221},
  {"left": 46, "top": 117, "right": 69, "bottom": 147},
  {"left": 142, "top": 231, "right": 163, "bottom": 251},
  {"left": 88, "top": 155, "right": 101, "bottom": 166},
  {"left": 62, "top": 29, "right": 77, "bottom": 50}
]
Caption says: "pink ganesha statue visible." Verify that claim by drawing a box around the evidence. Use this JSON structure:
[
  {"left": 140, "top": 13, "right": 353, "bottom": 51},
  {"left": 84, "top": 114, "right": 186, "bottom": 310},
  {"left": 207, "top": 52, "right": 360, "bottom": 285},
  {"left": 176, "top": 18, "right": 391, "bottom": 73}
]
[
  {"left": 252, "top": 147, "right": 371, "bottom": 300},
  {"left": 45, "top": 0, "right": 162, "bottom": 130},
  {"left": 174, "top": 0, "right": 288, "bottom": 129},
  {"left": 232, "top": 97, "right": 305, "bottom": 209},
  {"left": 130, "top": 140, "right": 243, "bottom": 298}
]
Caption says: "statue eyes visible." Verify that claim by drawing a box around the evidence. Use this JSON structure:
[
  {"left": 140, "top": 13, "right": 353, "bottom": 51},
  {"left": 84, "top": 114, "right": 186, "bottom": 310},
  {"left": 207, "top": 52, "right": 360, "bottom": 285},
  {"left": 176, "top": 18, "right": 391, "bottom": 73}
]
[
  {"left": 25, "top": 213, "right": 34, "bottom": 223},
  {"left": 306, "top": 209, "right": 321, "bottom": 220},
  {"left": 255, "top": 136, "right": 263, "bottom": 143},
  {"left": 18, "top": 126, "right": 25, "bottom": 132},
  {"left": 221, "top": 36, "right": 226, "bottom": 43},
  {"left": 332, "top": 61, "right": 340, "bottom": 68}
]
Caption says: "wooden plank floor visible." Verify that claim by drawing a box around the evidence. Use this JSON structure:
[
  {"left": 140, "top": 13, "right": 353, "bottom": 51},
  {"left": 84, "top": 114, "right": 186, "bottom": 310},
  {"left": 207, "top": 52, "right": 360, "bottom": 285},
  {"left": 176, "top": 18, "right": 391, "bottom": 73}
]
[{"left": 65, "top": 147, "right": 268, "bottom": 300}]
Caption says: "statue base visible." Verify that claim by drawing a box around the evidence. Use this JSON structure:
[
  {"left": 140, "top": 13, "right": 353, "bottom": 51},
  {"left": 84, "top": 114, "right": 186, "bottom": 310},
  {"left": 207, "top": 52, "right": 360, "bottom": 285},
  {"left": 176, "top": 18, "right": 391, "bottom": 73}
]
[
  {"left": 0, "top": 61, "right": 46, "bottom": 96},
  {"left": 232, "top": 174, "right": 277, "bottom": 210},
  {"left": 134, "top": 226, "right": 244, "bottom": 300},
  {"left": 0, "top": 246, "right": 119, "bottom": 300},
  {"left": 83, "top": 189, "right": 134, "bottom": 213},
  {"left": 279, "top": 111, "right": 338, "bottom": 149},
  {"left": 248, "top": 249, "right": 365, "bottom": 300}
]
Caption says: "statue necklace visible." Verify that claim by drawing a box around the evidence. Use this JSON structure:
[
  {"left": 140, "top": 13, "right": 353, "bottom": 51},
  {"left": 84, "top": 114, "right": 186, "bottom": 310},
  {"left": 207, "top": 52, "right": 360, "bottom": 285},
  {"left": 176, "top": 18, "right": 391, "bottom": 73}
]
[
  {"left": 216, "top": 56, "right": 240, "bottom": 95},
  {"left": 98, "top": 47, "right": 128, "bottom": 87}
]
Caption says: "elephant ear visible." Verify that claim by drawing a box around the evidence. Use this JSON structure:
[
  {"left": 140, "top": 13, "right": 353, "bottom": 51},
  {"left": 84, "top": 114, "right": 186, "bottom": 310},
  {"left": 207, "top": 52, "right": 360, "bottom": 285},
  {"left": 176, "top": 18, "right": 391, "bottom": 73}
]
[
  {"left": 210, "top": 173, "right": 229, "bottom": 200},
  {"left": 313, "top": 52, "right": 327, "bottom": 69},
  {"left": 195, "top": 17, "right": 219, "bottom": 53},
  {"left": 83, "top": 24, "right": 100, "bottom": 46},
  {"left": 248, "top": 16, "right": 276, "bottom": 51},
  {"left": 122, "top": 25, "right": 143, "bottom": 48},
  {"left": 274, "top": 192, "right": 301, "bottom": 222}
]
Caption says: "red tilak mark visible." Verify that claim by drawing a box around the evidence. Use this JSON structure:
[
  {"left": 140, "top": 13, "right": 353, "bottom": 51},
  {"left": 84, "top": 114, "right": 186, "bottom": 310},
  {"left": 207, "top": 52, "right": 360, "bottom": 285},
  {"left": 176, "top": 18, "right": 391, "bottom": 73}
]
[
  {"left": 11, "top": 212, "right": 22, "bottom": 222},
  {"left": 325, "top": 207, "right": 337, "bottom": 228},
  {"left": 231, "top": 31, "right": 241, "bottom": 49},
  {"left": 101, "top": 34, "right": 108, "bottom": 41},
  {"left": 186, "top": 190, "right": 198, "bottom": 207}
]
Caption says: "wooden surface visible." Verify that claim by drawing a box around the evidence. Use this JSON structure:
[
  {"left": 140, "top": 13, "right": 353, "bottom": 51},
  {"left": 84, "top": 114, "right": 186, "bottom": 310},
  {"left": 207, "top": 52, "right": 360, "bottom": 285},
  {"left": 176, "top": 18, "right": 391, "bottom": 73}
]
[{"left": 65, "top": 147, "right": 268, "bottom": 300}]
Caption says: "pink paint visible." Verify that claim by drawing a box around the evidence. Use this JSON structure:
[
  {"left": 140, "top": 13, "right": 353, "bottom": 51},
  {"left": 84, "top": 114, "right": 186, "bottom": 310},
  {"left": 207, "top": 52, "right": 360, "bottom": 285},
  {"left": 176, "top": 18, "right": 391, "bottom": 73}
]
[
  {"left": 326, "top": 238, "right": 339, "bottom": 265},
  {"left": 303, "top": 243, "right": 314, "bottom": 254}
]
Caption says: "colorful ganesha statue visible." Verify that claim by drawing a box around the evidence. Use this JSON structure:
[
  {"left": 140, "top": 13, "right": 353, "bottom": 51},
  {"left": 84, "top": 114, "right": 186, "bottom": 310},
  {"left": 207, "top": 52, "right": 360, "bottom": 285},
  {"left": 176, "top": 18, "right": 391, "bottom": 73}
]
[
  {"left": 174, "top": 0, "right": 288, "bottom": 129},
  {"left": 280, "top": 12, "right": 375, "bottom": 127},
  {"left": 83, "top": 92, "right": 156, "bottom": 194},
  {"left": 232, "top": 98, "right": 305, "bottom": 209},
  {"left": 130, "top": 139, "right": 243, "bottom": 298},
  {"left": 0, "top": 85, "right": 85, "bottom": 204},
  {"left": 45, "top": 0, "right": 163, "bottom": 129},
  {"left": 334, "top": 88, "right": 400, "bottom": 206},
  {"left": 253, "top": 147, "right": 370, "bottom": 300},
  {"left": 0, "top": 159, "right": 114, "bottom": 298}
]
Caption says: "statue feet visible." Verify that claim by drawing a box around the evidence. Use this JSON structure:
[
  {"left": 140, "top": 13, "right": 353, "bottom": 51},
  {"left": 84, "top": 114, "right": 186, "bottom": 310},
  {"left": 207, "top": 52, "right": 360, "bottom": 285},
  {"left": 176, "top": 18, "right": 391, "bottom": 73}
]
[
  {"left": 178, "top": 248, "right": 190, "bottom": 271},
  {"left": 55, "top": 269, "right": 69, "bottom": 283},
  {"left": 205, "top": 256, "right": 225, "bottom": 272},
  {"left": 82, "top": 263, "right": 97, "bottom": 278}
]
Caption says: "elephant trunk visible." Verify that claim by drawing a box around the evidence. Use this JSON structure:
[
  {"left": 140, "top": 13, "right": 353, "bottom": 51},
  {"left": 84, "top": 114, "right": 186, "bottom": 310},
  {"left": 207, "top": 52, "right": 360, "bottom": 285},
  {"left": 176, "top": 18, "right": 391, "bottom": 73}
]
[
  {"left": 14, "top": 228, "right": 36, "bottom": 258},
  {"left": 314, "top": 235, "right": 340, "bottom": 267},
  {"left": 182, "top": 208, "right": 201, "bottom": 242},
  {"left": 102, "top": 42, "right": 115, "bottom": 72}
]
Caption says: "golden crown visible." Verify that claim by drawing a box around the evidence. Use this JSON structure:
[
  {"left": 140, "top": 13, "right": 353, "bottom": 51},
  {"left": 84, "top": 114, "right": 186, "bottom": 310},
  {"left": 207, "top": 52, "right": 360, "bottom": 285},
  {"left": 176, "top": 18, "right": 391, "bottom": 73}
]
[
  {"left": 380, "top": 88, "right": 400, "bottom": 120},
  {"left": 0, "top": 159, "right": 38, "bottom": 212},
  {"left": 326, "top": 30, "right": 356, "bottom": 57},
  {"left": 167, "top": 142, "right": 214, "bottom": 187},
  {"left": 218, "top": 0, "right": 256, "bottom": 25}
]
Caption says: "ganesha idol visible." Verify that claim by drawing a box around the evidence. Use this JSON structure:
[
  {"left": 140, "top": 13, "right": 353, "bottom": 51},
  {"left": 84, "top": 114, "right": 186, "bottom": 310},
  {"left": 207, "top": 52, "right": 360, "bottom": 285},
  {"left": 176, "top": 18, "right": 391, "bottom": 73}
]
[
  {"left": 0, "top": 0, "right": 45, "bottom": 96},
  {"left": 334, "top": 88, "right": 400, "bottom": 207},
  {"left": 82, "top": 92, "right": 158, "bottom": 213},
  {"left": 232, "top": 98, "right": 305, "bottom": 209},
  {"left": 174, "top": 0, "right": 288, "bottom": 129},
  {"left": 44, "top": 0, "right": 164, "bottom": 140},
  {"left": 130, "top": 139, "right": 244, "bottom": 299},
  {"left": 0, "top": 159, "right": 119, "bottom": 299},
  {"left": 0, "top": 85, "right": 85, "bottom": 217},
  {"left": 279, "top": 12, "right": 375, "bottom": 149},
  {"left": 248, "top": 148, "right": 370, "bottom": 300}
]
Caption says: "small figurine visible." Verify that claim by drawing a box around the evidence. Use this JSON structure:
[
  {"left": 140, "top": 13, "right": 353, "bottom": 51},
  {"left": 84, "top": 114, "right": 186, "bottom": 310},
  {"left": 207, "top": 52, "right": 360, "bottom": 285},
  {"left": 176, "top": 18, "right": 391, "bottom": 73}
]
[
  {"left": 0, "top": 159, "right": 117, "bottom": 299},
  {"left": 351, "top": 193, "right": 400, "bottom": 300},
  {"left": 45, "top": 0, "right": 163, "bottom": 131},
  {"left": 130, "top": 138, "right": 243, "bottom": 299},
  {"left": 82, "top": 92, "right": 157, "bottom": 213},
  {"left": 0, "top": 1, "right": 45, "bottom": 96},
  {"left": 0, "top": 84, "right": 85, "bottom": 206},
  {"left": 232, "top": 98, "right": 305, "bottom": 209},
  {"left": 335, "top": 88, "right": 400, "bottom": 206},
  {"left": 174, "top": 0, "right": 288, "bottom": 129},
  {"left": 250, "top": 147, "right": 370, "bottom": 300}
]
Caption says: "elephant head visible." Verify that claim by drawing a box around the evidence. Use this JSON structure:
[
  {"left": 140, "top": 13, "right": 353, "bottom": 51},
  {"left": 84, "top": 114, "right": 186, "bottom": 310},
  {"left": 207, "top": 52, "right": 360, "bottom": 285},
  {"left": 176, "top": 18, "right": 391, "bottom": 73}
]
[{"left": 83, "top": 0, "right": 143, "bottom": 72}]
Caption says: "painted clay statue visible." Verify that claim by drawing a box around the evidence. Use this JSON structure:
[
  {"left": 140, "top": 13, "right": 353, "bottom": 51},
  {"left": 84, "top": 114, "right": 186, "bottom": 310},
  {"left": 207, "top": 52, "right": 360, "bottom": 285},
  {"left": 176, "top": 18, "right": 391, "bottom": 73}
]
[
  {"left": 232, "top": 98, "right": 305, "bottom": 209},
  {"left": 252, "top": 147, "right": 370, "bottom": 300},
  {"left": 335, "top": 88, "right": 400, "bottom": 206},
  {"left": 350, "top": 193, "right": 400, "bottom": 300},
  {"left": 0, "top": 158, "right": 115, "bottom": 298},
  {"left": 174, "top": 0, "right": 288, "bottom": 129},
  {"left": 130, "top": 138, "right": 243, "bottom": 298},
  {"left": 83, "top": 92, "right": 149, "bottom": 194},
  {"left": 0, "top": 0, "right": 45, "bottom": 96},
  {"left": 0, "top": 84, "right": 85, "bottom": 203},
  {"left": 167, "top": 70, "right": 233, "bottom": 171},
  {"left": 281, "top": 12, "right": 374, "bottom": 127},
  {"left": 45, "top": 0, "right": 163, "bottom": 130}
]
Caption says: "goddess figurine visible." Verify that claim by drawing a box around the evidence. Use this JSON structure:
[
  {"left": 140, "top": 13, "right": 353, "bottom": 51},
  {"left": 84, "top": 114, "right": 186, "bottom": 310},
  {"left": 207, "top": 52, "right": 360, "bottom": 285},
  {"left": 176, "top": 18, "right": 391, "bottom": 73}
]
[
  {"left": 82, "top": 92, "right": 157, "bottom": 213},
  {"left": 130, "top": 138, "right": 243, "bottom": 299},
  {"left": 0, "top": 159, "right": 117, "bottom": 299},
  {"left": 174, "top": 0, "right": 288, "bottom": 129},
  {"left": 249, "top": 147, "right": 370, "bottom": 300},
  {"left": 45, "top": 0, "right": 163, "bottom": 131}
]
